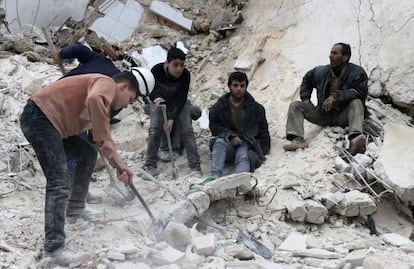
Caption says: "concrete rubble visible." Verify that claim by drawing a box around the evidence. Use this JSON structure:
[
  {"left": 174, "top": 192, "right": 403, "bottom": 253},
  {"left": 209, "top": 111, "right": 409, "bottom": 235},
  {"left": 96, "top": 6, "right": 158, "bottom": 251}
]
[{"left": 1, "top": 0, "right": 414, "bottom": 268}]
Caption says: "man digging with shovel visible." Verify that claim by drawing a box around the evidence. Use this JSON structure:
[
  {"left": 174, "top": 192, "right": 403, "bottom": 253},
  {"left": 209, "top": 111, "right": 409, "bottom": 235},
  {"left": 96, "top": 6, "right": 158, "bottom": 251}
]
[{"left": 20, "top": 69, "right": 154, "bottom": 266}]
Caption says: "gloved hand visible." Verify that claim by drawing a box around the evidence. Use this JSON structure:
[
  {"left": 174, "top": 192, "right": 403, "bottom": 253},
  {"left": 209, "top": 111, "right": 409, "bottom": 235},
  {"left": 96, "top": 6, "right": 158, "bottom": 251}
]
[
  {"left": 322, "top": 95, "right": 335, "bottom": 112},
  {"left": 153, "top": 97, "right": 165, "bottom": 106}
]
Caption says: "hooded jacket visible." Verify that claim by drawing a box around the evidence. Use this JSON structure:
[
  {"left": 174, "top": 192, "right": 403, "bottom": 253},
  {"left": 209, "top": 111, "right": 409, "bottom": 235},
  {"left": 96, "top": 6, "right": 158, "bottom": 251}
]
[
  {"left": 300, "top": 63, "right": 368, "bottom": 110},
  {"left": 209, "top": 92, "right": 270, "bottom": 170}
]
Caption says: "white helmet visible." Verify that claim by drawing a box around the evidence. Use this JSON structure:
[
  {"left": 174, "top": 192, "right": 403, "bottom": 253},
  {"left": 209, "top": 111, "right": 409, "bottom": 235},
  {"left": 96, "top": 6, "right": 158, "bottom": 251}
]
[{"left": 131, "top": 67, "right": 155, "bottom": 97}]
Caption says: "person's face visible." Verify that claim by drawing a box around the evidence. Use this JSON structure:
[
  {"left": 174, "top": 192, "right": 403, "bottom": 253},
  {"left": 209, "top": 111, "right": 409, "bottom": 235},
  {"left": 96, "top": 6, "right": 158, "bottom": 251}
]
[
  {"left": 113, "top": 83, "right": 137, "bottom": 110},
  {"left": 230, "top": 80, "right": 247, "bottom": 100},
  {"left": 329, "top": 44, "right": 348, "bottom": 70},
  {"left": 166, "top": 58, "right": 185, "bottom": 78}
]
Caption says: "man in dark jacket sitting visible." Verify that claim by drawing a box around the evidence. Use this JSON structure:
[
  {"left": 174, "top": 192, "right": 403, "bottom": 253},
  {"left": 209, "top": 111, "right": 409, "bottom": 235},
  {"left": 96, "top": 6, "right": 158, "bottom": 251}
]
[
  {"left": 208, "top": 71, "right": 270, "bottom": 178},
  {"left": 283, "top": 42, "right": 369, "bottom": 155}
]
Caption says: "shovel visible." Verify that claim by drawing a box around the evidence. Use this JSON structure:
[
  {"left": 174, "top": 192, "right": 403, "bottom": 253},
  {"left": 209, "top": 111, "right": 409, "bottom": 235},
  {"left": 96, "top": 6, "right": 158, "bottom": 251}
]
[
  {"left": 99, "top": 150, "right": 135, "bottom": 205},
  {"left": 161, "top": 105, "right": 179, "bottom": 179},
  {"left": 109, "top": 158, "right": 172, "bottom": 239}
]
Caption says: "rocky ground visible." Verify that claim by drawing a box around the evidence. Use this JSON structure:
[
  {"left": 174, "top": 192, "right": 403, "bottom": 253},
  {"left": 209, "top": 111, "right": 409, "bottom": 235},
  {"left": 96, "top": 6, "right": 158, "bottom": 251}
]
[{"left": 1, "top": 0, "right": 414, "bottom": 269}]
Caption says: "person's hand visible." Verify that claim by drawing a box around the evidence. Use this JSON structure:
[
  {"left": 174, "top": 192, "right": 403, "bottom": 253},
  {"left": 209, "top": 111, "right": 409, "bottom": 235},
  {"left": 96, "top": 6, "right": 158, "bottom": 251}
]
[
  {"left": 117, "top": 164, "right": 133, "bottom": 185},
  {"left": 154, "top": 97, "right": 165, "bottom": 107},
  {"left": 322, "top": 95, "right": 335, "bottom": 111},
  {"left": 230, "top": 136, "right": 242, "bottom": 146},
  {"left": 163, "top": 119, "right": 174, "bottom": 134},
  {"left": 302, "top": 99, "right": 311, "bottom": 104}
]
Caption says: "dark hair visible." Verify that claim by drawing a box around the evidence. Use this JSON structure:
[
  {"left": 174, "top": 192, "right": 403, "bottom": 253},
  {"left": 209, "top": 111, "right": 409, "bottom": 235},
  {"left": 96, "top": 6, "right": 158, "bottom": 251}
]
[
  {"left": 167, "top": 47, "right": 186, "bottom": 62},
  {"left": 228, "top": 71, "right": 249, "bottom": 88},
  {"left": 335, "top": 42, "right": 351, "bottom": 61},
  {"left": 112, "top": 71, "right": 139, "bottom": 96}
]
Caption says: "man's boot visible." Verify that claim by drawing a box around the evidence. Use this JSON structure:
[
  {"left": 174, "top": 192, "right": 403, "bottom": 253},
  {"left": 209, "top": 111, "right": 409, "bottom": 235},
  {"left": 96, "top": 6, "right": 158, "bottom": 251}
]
[{"left": 349, "top": 134, "right": 366, "bottom": 155}]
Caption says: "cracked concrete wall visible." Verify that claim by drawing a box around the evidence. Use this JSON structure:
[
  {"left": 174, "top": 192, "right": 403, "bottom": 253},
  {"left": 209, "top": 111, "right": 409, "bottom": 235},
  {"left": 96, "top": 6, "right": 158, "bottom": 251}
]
[{"left": 242, "top": 0, "right": 414, "bottom": 109}]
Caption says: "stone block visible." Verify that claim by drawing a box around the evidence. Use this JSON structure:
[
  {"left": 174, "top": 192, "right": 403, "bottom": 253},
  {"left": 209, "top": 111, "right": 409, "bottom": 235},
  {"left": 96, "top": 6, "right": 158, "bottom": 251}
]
[
  {"left": 305, "top": 200, "right": 328, "bottom": 224},
  {"left": 286, "top": 200, "right": 306, "bottom": 222},
  {"left": 334, "top": 190, "right": 376, "bottom": 217}
]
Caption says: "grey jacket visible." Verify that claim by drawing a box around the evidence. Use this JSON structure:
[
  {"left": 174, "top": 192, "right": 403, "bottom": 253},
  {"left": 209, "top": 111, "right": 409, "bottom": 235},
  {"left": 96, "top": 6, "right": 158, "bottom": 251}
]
[{"left": 300, "top": 63, "right": 368, "bottom": 110}]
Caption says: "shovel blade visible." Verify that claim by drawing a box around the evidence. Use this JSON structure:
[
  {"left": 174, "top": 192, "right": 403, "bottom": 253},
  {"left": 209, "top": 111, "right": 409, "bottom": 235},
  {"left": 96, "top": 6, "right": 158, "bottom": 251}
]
[
  {"left": 103, "top": 181, "right": 135, "bottom": 205},
  {"left": 147, "top": 211, "right": 172, "bottom": 240}
]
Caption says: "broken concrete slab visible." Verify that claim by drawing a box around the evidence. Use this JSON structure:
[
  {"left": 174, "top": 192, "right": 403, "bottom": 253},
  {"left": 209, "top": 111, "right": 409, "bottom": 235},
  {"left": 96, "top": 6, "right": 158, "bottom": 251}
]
[
  {"left": 149, "top": 243, "right": 185, "bottom": 266},
  {"left": 376, "top": 123, "right": 414, "bottom": 205},
  {"left": 362, "top": 251, "right": 414, "bottom": 269},
  {"left": 334, "top": 190, "right": 377, "bottom": 217},
  {"left": 192, "top": 233, "right": 216, "bottom": 256},
  {"left": 380, "top": 233, "right": 413, "bottom": 247},
  {"left": 294, "top": 248, "right": 342, "bottom": 259},
  {"left": 149, "top": 0, "right": 193, "bottom": 32},
  {"left": 278, "top": 232, "right": 307, "bottom": 252},
  {"left": 203, "top": 172, "right": 256, "bottom": 201}
]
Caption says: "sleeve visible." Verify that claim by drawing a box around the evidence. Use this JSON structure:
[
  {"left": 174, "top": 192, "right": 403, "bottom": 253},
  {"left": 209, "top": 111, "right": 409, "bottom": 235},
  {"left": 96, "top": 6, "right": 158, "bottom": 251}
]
[
  {"left": 299, "top": 68, "right": 317, "bottom": 101},
  {"left": 85, "top": 78, "right": 114, "bottom": 143},
  {"left": 59, "top": 44, "right": 96, "bottom": 63},
  {"left": 208, "top": 103, "right": 237, "bottom": 139},
  {"left": 256, "top": 105, "right": 270, "bottom": 155},
  {"left": 335, "top": 67, "right": 369, "bottom": 105}
]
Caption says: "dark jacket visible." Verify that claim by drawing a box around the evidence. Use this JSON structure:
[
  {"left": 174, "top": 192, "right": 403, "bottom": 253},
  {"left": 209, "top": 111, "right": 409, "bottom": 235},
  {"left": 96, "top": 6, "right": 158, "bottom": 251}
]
[
  {"left": 300, "top": 63, "right": 368, "bottom": 110},
  {"left": 149, "top": 63, "right": 190, "bottom": 120},
  {"left": 209, "top": 92, "right": 270, "bottom": 170},
  {"left": 59, "top": 44, "right": 120, "bottom": 78}
]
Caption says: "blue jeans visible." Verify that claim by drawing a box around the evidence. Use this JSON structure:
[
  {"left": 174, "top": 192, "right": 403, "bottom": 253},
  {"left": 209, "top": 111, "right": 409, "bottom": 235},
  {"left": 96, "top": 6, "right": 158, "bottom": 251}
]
[
  {"left": 20, "top": 101, "right": 97, "bottom": 252},
  {"left": 144, "top": 103, "right": 200, "bottom": 169},
  {"left": 210, "top": 138, "right": 250, "bottom": 177}
]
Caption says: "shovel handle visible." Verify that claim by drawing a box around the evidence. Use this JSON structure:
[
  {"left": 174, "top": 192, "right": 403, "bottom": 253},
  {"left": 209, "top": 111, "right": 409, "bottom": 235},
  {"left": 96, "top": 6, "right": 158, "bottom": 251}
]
[{"left": 129, "top": 183, "right": 156, "bottom": 222}]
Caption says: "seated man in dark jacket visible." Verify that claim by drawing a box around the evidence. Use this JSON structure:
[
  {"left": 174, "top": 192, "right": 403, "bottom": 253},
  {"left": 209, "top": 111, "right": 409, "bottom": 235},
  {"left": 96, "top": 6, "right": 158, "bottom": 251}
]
[
  {"left": 283, "top": 42, "right": 368, "bottom": 155},
  {"left": 208, "top": 71, "right": 270, "bottom": 178}
]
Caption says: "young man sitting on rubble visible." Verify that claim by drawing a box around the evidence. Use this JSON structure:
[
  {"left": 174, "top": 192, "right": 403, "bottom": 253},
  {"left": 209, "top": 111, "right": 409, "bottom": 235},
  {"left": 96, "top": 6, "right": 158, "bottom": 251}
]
[
  {"left": 142, "top": 47, "right": 202, "bottom": 177},
  {"left": 205, "top": 71, "right": 270, "bottom": 181},
  {"left": 20, "top": 69, "right": 154, "bottom": 266},
  {"left": 283, "top": 42, "right": 369, "bottom": 155}
]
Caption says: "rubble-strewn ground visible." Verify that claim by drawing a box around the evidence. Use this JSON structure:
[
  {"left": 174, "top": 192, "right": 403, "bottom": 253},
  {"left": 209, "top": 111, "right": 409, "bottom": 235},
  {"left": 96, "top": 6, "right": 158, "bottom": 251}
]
[{"left": 1, "top": 1, "right": 414, "bottom": 269}]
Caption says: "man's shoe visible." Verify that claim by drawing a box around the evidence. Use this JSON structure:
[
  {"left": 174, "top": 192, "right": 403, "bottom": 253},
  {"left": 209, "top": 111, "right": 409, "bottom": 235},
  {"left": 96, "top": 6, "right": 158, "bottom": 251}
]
[
  {"left": 142, "top": 165, "right": 157, "bottom": 177},
  {"left": 66, "top": 207, "right": 101, "bottom": 224},
  {"left": 283, "top": 137, "right": 309, "bottom": 151},
  {"left": 349, "top": 134, "right": 366, "bottom": 155},
  {"left": 110, "top": 118, "right": 121, "bottom": 124},
  {"left": 43, "top": 247, "right": 90, "bottom": 266},
  {"left": 86, "top": 192, "right": 102, "bottom": 204}
]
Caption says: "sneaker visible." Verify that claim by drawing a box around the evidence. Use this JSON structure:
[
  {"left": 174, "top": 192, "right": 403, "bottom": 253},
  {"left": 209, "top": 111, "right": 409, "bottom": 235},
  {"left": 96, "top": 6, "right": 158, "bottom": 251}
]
[
  {"left": 43, "top": 247, "right": 90, "bottom": 266},
  {"left": 86, "top": 192, "right": 102, "bottom": 204},
  {"left": 283, "top": 137, "right": 309, "bottom": 151},
  {"left": 66, "top": 207, "right": 101, "bottom": 224},
  {"left": 190, "top": 168, "right": 203, "bottom": 178},
  {"left": 142, "top": 165, "right": 157, "bottom": 177},
  {"left": 349, "top": 134, "right": 366, "bottom": 155}
]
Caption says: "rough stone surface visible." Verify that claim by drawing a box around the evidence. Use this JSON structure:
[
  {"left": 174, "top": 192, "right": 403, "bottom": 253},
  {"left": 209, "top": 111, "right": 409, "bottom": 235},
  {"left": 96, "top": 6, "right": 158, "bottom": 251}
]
[{"left": 334, "top": 190, "right": 377, "bottom": 217}]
